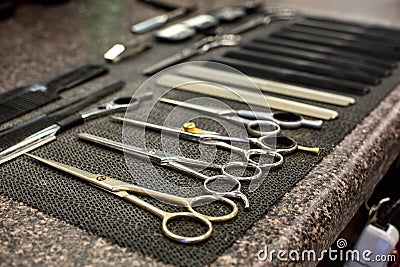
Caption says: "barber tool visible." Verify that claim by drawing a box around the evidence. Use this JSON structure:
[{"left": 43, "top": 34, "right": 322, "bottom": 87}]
[
  {"left": 146, "top": 11, "right": 296, "bottom": 74},
  {"left": 25, "top": 153, "right": 214, "bottom": 244},
  {"left": 176, "top": 65, "right": 355, "bottom": 106},
  {"left": 103, "top": 42, "right": 153, "bottom": 63},
  {"left": 159, "top": 98, "right": 323, "bottom": 130},
  {"left": 178, "top": 121, "right": 321, "bottom": 156},
  {"left": 285, "top": 24, "right": 400, "bottom": 49},
  {"left": 144, "top": 34, "right": 241, "bottom": 75},
  {"left": 304, "top": 15, "right": 400, "bottom": 38},
  {"left": 78, "top": 133, "right": 256, "bottom": 208},
  {"left": 112, "top": 116, "right": 284, "bottom": 169},
  {"left": 26, "top": 151, "right": 238, "bottom": 222},
  {"left": 163, "top": 98, "right": 282, "bottom": 136},
  {"left": 156, "top": 74, "right": 339, "bottom": 120},
  {"left": 0, "top": 64, "right": 108, "bottom": 124},
  {"left": 155, "top": 23, "right": 199, "bottom": 41},
  {"left": 131, "top": 5, "right": 197, "bottom": 34},
  {"left": 154, "top": 0, "right": 263, "bottom": 42},
  {"left": 138, "top": 0, "right": 181, "bottom": 11},
  {"left": 224, "top": 49, "right": 381, "bottom": 85},
  {"left": 289, "top": 23, "right": 400, "bottom": 47},
  {"left": 0, "top": 83, "right": 153, "bottom": 165},
  {"left": 297, "top": 19, "right": 400, "bottom": 43},
  {"left": 242, "top": 42, "right": 391, "bottom": 77},
  {"left": 254, "top": 37, "right": 398, "bottom": 70},
  {"left": 0, "top": 88, "right": 141, "bottom": 150},
  {"left": 272, "top": 31, "right": 400, "bottom": 60},
  {"left": 211, "top": 56, "right": 370, "bottom": 95}
]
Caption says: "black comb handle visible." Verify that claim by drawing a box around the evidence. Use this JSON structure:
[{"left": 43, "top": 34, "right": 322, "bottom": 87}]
[
  {"left": 45, "top": 64, "right": 108, "bottom": 94},
  {"left": 0, "top": 64, "right": 108, "bottom": 124},
  {"left": 0, "top": 81, "right": 125, "bottom": 149}
]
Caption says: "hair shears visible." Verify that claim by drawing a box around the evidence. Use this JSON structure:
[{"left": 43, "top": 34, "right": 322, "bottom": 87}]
[
  {"left": 160, "top": 97, "right": 323, "bottom": 130},
  {"left": 77, "top": 133, "right": 260, "bottom": 208},
  {"left": 25, "top": 153, "right": 240, "bottom": 244}
]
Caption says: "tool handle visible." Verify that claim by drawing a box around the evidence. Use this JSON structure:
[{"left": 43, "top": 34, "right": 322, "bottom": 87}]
[
  {"left": 55, "top": 81, "right": 125, "bottom": 132},
  {"left": 236, "top": 110, "right": 273, "bottom": 120},
  {"left": 51, "top": 81, "right": 125, "bottom": 123},
  {"left": 143, "top": 48, "right": 199, "bottom": 75},
  {"left": 131, "top": 15, "right": 169, "bottom": 34},
  {"left": 58, "top": 114, "right": 85, "bottom": 132},
  {"left": 0, "top": 81, "right": 124, "bottom": 148},
  {"left": 46, "top": 64, "right": 108, "bottom": 94},
  {"left": 230, "top": 16, "right": 267, "bottom": 35},
  {"left": 139, "top": 0, "right": 179, "bottom": 11}
]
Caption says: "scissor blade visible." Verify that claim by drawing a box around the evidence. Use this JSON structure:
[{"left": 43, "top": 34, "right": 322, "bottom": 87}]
[
  {"left": 0, "top": 124, "right": 60, "bottom": 165},
  {"left": 25, "top": 153, "right": 99, "bottom": 181},
  {"left": 77, "top": 133, "right": 166, "bottom": 163},
  {"left": 159, "top": 98, "right": 231, "bottom": 116},
  {"left": 112, "top": 116, "right": 181, "bottom": 134},
  {"left": 112, "top": 116, "right": 222, "bottom": 140}
]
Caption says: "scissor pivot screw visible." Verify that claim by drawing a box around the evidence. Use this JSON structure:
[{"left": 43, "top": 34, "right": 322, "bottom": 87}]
[
  {"left": 181, "top": 122, "right": 204, "bottom": 134},
  {"left": 96, "top": 176, "right": 107, "bottom": 181}
]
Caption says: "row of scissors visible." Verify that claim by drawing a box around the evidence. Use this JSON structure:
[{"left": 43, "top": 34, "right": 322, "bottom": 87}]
[{"left": 25, "top": 90, "right": 322, "bottom": 244}]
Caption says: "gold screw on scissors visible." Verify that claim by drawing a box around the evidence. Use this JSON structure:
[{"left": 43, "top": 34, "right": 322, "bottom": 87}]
[{"left": 181, "top": 122, "right": 205, "bottom": 134}]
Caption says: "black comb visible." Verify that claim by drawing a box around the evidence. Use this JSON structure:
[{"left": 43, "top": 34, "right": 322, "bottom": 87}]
[
  {"left": 0, "top": 80, "right": 125, "bottom": 149},
  {"left": 0, "top": 64, "right": 108, "bottom": 124}
]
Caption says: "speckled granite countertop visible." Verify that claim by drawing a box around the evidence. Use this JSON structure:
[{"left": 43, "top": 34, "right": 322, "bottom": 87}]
[{"left": 1, "top": 0, "right": 400, "bottom": 266}]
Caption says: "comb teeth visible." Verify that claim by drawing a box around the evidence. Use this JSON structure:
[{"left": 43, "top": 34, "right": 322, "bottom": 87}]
[
  {"left": 0, "top": 92, "right": 58, "bottom": 124},
  {"left": 0, "top": 116, "right": 56, "bottom": 150}
]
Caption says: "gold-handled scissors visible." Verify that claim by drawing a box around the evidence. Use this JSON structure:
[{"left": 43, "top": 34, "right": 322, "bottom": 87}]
[{"left": 25, "top": 153, "right": 240, "bottom": 243}]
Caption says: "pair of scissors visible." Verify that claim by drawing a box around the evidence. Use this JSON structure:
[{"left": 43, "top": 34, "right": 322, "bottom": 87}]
[
  {"left": 25, "top": 153, "right": 238, "bottom": 244},
  {"left": 160, "top": 98, "right": 323, "bottom": 130},
  {"left": 112, "top": 116, "right": 284, "bottom": 169},
  {"left": 81, "top": 92, "right": 153, "bottom": 120},
  {"left": 159, "top": 98, "right": 281, "bottom": 137},
  {"left": 77, "top": 133, "right": 259, "bottom": 208}
]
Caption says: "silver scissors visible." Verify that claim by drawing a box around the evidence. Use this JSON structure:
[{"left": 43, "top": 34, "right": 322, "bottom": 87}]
[
  {"left": 160, "top": 99, "right": 280, "bottom": 137},
  {"left": 112, "top": 116, "right": 284, "bottom": 169},
  {"left": 77, "top": 133, "right": 259, "bottom": 208},
  {"left": 25, "top": 153, "right": 239, "bottom": 244},
  {"left": 179, "top": 122, "right": 321, "bottom": 156},
  {"left": 245, "top": 135, "right": 321, "bottom": 156},
  {"left": 160, "top": 98, "right": 323, "bottom": 130},
  {"left": 81, "top": 92, "right": 153, "bottom": 119}
]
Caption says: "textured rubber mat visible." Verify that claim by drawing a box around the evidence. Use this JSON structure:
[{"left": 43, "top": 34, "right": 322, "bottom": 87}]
[{"left": 1, "top": 18, "right": 400, "bottom": 266}]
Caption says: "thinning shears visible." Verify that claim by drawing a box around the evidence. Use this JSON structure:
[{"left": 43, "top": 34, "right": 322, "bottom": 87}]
[
  {"left": 77, "top": 133, "right": 261, "bottom": 208},
  {"left": 25, "top": 153, "right": 239, "bottom": 244},
  {"left": 160, "top": 97, "right": 323, "bottom": 130},
  {"left": 112, "top": 116, "right": 285, "bottom": 169}
]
